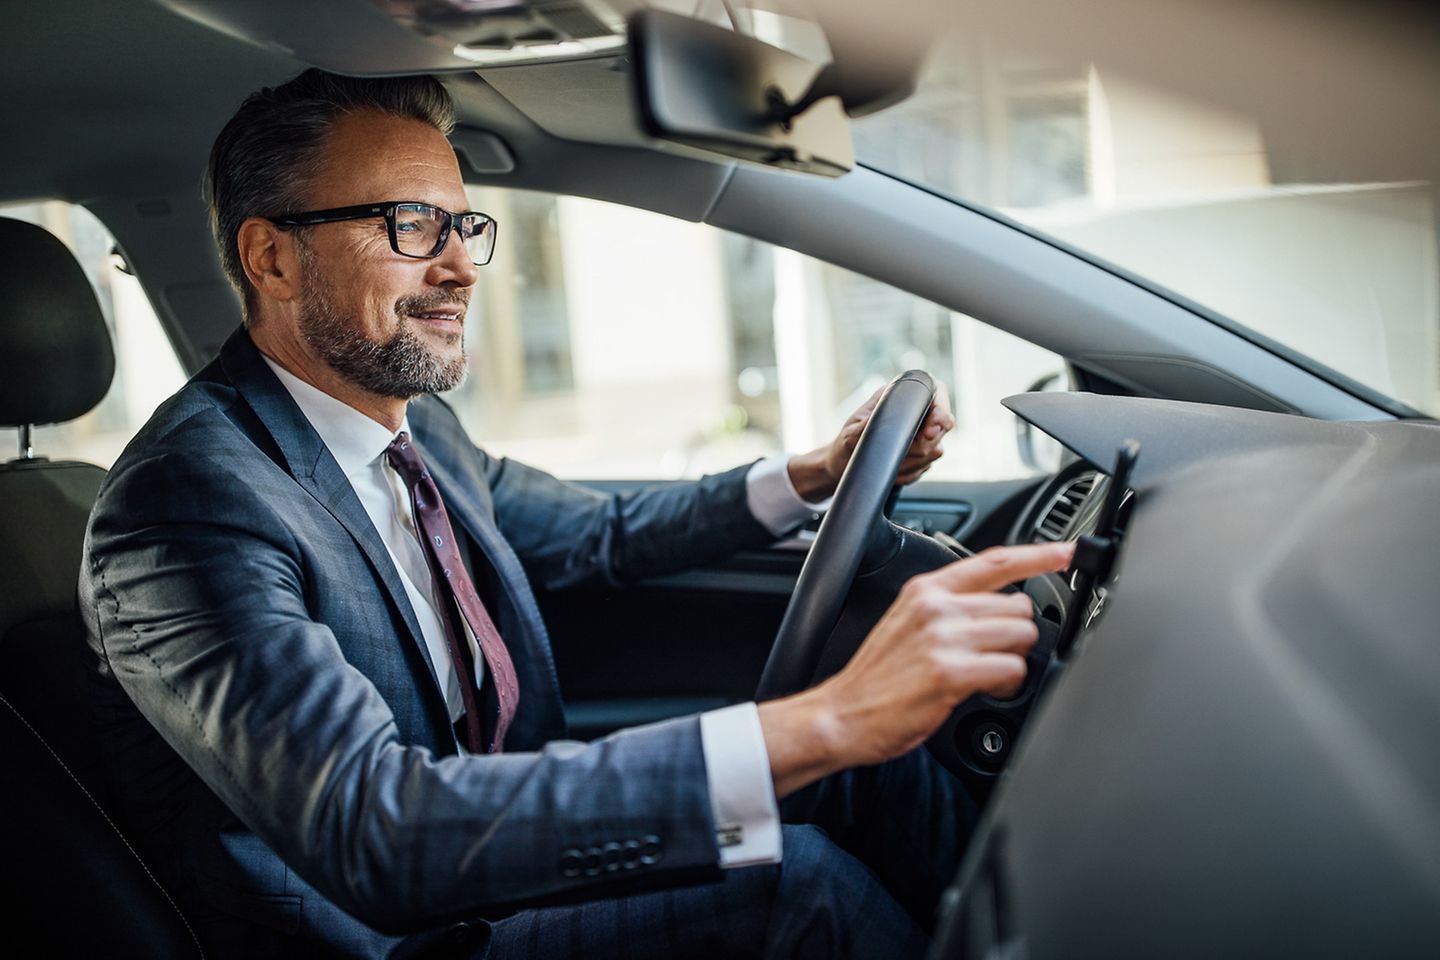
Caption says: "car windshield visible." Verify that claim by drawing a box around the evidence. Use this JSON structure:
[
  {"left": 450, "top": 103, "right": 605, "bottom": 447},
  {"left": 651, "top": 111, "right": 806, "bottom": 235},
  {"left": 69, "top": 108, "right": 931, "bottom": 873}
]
[{"left": 852, "top": 37, "right": 1440, "bottom": 418}]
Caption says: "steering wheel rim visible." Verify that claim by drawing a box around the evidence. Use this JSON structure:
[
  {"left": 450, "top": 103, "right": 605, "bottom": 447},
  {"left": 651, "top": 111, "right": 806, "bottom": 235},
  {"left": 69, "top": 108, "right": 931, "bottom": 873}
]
[{"left": 756, "top": 370, "right": 936, "bottom": 701}]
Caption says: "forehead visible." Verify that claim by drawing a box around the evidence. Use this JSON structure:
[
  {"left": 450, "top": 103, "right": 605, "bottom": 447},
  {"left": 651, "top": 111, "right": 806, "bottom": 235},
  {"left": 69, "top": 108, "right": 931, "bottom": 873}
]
[{"left": 309, "top": 109, "right": 467, "bottom": 210}]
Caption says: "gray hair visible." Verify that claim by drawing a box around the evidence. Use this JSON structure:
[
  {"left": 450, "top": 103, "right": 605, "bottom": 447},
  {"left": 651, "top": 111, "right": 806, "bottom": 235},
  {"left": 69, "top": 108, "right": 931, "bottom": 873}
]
[{"left": 205, "top": 69, "right": 457, "bottom": 323}]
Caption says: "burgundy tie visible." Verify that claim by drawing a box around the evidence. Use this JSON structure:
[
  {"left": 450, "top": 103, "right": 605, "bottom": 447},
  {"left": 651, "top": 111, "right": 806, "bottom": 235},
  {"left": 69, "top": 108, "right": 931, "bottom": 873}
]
[{"left": 386, "top": 432, "right": 520, "bottom": 753}]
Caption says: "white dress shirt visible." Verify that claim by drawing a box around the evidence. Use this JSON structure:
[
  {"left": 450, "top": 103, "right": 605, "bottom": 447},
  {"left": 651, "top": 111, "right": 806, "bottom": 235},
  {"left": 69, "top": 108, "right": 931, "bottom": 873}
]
[{"left": 263, "top": 357, "right": 823, "bottom": 867}]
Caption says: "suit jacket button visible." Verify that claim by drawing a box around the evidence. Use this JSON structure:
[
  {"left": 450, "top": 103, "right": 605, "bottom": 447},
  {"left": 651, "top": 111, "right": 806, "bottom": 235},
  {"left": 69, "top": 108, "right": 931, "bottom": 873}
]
[
  {"left": 621, "top": 839, "right": 642, "bottom": 870},
  {"left": 445, "top": 922, "right": 474, "bottom": 946},
  {"left": 601, "top": 841, "right": 624, "bottom": 873},
  {"left": 583, "top": 845, "right": 604, "bottom": 877},
  {"left": 639, "top": 835, "right": 663, "bottom": 866},
  {"left": 560, "top": 848, "right": 584, "bottom": 878}
]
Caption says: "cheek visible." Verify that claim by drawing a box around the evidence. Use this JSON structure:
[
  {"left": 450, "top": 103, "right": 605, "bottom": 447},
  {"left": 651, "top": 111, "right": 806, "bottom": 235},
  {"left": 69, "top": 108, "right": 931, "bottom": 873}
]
[
  {"left": 334, "top": 284, "right": 397, "bottom": 336},
  {"left": 372, "top": 291, "right": 404, "bottom": 330},
  {"left": 313, "top": 230, "right": 426, "bottom": 331},
  {"left": 336, "top": 262, "right": 409, "bottom": 331}
]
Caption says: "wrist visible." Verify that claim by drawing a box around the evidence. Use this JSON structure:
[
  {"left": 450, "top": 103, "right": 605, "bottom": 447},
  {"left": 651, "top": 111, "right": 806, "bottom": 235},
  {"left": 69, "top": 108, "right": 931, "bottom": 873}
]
[
  {"left": 757, "top": 686, "right": 850, "bottom": 799},
  {"left": 787, "top": 449, "right": 839, "bottom": 503}
]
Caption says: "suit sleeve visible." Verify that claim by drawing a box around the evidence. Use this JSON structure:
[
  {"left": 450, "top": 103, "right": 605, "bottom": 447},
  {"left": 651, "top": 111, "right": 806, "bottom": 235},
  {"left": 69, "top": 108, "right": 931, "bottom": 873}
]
[
  {"left": 485, "top": 455, "right": 780, "bottom": 590},
  {"left": 411, "top": 395, "right": 782, "bottom": 590},
  {"left": 82, "top": 445, "right": 724, "bottom": 934}
]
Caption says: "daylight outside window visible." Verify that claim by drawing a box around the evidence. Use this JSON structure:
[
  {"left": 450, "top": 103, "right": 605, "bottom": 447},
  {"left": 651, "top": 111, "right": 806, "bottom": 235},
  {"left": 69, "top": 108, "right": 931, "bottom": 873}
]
[
  {"left": 451, "top": 187, "right": 1064, "bottom": 483},
  {"left": 1, "top": 202, "right": 186, "bottom": 466},
  {"left": 854, "top": 39, "right": 1439, "bottom": 417}
]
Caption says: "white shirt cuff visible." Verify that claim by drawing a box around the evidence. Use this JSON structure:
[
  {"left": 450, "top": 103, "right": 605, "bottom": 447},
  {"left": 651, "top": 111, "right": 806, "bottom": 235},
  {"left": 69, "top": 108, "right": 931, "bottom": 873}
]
[
  {"left": 699, "top": 702, "right": 782, "bottom": 868},
  {"left": 744, "top": 454, "right": 831, "bottom": 538}
]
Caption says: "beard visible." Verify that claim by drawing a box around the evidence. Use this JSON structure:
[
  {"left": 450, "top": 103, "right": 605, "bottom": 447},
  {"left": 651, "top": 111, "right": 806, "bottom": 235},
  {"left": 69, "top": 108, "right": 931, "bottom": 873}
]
[{"left": 294, "top": 245, "right": 469, "bottom": 399}]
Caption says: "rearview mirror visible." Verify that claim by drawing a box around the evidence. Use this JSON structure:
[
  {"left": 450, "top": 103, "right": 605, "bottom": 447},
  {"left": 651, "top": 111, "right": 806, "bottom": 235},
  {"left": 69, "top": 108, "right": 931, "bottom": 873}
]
[{"left": 628, "top": 10, "right": 853, "bottom": 177}]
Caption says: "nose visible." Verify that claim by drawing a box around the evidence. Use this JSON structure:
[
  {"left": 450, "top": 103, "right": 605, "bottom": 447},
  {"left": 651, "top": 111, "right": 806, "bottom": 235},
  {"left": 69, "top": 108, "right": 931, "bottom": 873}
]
[{"left": 426, "top": 224, "right": 480, "bottom": 289}]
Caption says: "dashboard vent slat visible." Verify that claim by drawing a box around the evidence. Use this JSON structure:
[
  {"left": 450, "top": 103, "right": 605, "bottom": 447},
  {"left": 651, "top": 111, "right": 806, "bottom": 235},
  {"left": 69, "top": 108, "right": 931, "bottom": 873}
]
[{"left": 1034, "top": 472, "right": 1098, "bottom": 541}]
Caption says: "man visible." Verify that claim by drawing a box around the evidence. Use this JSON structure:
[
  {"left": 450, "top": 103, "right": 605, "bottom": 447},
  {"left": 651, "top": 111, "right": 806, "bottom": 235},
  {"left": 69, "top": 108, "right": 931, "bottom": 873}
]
[{"left": 80, "top": 69, "right": 1072, "bottom": 958}]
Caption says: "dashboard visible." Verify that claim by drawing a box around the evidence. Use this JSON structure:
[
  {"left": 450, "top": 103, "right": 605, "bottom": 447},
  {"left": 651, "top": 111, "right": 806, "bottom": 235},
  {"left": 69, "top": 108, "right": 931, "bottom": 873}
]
[{"left": 930, "top": 390, "right": 1440, "bottom": 958}]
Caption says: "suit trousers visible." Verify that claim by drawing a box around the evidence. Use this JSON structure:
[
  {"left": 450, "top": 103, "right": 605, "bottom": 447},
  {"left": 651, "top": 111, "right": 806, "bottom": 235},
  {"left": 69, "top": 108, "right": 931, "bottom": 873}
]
[{"left": 476, "top": 746, "right": 975, "bottom": 959}]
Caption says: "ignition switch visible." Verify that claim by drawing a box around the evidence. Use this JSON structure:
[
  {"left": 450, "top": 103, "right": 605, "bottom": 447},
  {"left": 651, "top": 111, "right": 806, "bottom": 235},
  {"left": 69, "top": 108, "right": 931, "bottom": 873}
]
[{"left": 976, "top": 722, "right": 1008, "bottom": 759}]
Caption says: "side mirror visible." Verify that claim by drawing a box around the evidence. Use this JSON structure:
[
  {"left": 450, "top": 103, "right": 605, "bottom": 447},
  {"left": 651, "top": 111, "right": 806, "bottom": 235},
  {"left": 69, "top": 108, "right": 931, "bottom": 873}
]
[
  {"left": 1014, "top": 371, "right": 1069, "bottom": 473},
  {"left": 628, "top": 10, "right": 853, "bottom": 177}
]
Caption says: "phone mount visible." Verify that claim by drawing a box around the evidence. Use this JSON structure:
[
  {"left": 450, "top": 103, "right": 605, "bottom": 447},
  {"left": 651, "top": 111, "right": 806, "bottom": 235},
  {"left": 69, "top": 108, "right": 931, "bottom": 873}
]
[{"left": 1055, "top": 439, "right": 1139, "bottom": 660}]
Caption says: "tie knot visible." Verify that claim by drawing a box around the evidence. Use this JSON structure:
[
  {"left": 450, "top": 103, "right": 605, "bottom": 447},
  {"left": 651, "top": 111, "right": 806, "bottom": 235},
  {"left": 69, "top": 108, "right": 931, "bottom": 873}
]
[{"left": 386, "top": 431, "right": 427, "bottom": 483}]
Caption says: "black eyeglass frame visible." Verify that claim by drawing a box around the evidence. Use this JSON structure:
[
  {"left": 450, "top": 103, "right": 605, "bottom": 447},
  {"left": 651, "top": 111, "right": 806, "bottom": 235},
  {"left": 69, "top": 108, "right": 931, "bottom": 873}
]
[{"left": 267, "top": 201, "right": 497, "bottom": 266}]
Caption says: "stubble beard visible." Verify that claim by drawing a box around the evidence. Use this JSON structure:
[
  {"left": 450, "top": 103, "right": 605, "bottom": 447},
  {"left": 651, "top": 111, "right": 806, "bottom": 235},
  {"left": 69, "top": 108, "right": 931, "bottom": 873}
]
[{"left": 294, "top": 243, "right": 469, "bottom": 399}]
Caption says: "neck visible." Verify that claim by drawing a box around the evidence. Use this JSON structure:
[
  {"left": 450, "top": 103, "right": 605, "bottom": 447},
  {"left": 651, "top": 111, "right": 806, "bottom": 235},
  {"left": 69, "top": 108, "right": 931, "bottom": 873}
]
[{"left": 249, "top": 323, "right": 409, "bottom": 433}]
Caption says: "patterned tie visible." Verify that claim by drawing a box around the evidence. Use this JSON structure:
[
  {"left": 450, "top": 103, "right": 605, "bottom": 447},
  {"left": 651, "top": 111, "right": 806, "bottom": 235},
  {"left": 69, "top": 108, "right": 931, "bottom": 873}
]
[{"left": 386, "top": 432, "right": 520, "bottom": 753}]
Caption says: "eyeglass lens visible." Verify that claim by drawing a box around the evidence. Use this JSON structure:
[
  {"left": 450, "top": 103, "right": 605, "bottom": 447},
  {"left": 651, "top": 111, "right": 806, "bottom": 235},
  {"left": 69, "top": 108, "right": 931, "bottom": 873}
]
[{"left": 394, "top": 203, "right": 495, "bottom": 265}]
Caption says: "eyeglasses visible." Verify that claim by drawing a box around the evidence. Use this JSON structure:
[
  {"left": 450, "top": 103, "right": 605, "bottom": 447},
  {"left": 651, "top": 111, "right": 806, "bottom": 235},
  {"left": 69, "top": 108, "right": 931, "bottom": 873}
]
[{"left": 267, "top": 201, "right": 497, "bottom": 266}]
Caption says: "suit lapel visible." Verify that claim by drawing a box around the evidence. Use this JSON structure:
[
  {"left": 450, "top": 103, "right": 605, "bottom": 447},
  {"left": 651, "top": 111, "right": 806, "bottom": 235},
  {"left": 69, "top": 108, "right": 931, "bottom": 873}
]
[{"left": 216, "top": 330, "right": 444, "bottom": 694}]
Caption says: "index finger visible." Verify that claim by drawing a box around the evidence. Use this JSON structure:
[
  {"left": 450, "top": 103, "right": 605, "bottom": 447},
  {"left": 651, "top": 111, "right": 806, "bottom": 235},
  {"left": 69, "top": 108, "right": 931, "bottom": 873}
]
[{"left": 932, "top": 542, "right": 1075, "bottom": 593}]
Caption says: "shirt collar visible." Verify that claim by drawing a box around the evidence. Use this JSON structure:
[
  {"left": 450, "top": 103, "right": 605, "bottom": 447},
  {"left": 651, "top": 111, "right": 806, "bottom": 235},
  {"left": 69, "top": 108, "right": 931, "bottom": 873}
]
[{"left": 261, "top": 354, "right": 408, "bottom": 478}]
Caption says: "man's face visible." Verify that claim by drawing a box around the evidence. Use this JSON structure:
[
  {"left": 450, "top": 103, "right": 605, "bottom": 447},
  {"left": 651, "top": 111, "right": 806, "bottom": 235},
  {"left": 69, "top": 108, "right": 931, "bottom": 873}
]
[{"left": 291, "top": 110, "right": 479, "bottom": 398}]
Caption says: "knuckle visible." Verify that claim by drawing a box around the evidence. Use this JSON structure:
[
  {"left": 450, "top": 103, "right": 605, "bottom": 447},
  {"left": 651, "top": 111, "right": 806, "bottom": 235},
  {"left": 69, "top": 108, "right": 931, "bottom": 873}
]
[
  {"left": 916, "top": 591, "right": 948, "bottom": 620},
  {"left": 977, "top": 547, "right": 1011, "bottom": 568},
  {"left": 929, "top": 650, "right": 965, "bottom": 687},
  {"left": 899, "top": 578, "right": 926, "bottom": 603}
]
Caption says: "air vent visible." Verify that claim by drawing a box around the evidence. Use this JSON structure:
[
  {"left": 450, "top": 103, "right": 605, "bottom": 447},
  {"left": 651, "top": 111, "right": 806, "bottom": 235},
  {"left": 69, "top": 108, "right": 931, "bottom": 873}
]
[{"left": 1034, "top": 472, "right": 1098, "bottom": 541}]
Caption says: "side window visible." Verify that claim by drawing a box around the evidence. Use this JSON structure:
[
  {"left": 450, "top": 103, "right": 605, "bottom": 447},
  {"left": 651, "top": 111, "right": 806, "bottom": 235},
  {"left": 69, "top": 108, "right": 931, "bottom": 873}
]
[
  {"left": 455, "top": 187, "right": 1065, "bottom": 481},
  {"left": 1, "top": 202, "right": 186, "bottom": 466}
]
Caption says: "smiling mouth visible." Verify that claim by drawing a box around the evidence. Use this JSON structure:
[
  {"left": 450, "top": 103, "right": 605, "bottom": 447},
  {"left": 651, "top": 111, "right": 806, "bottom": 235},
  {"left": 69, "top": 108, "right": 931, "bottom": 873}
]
[{"left": 408, "top": 309, "right": 464, "bottom": 324}]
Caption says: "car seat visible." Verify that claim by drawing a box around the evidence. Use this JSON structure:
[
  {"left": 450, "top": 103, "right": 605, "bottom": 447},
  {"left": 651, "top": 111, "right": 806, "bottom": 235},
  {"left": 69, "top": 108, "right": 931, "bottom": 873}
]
[{"left": 0, "top": 217, "right": 203, "bottom": 957}]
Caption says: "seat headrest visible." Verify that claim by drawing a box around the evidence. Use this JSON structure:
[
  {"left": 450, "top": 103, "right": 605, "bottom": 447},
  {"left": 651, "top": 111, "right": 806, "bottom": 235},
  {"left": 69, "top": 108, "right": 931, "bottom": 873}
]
[{"left": 0, "top": 218, "right": 115, "bottom": 427}]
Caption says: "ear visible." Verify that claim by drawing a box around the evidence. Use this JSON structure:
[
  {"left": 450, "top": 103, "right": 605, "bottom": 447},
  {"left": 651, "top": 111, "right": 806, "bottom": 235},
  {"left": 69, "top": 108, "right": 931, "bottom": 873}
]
[{"left": 236, "top": 217, "right": 302, "bottom": 303}]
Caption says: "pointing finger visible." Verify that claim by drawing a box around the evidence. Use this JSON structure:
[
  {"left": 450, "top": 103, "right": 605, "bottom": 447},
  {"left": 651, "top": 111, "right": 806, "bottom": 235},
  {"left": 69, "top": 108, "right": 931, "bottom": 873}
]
[{"left": 931, "top": 542, "right": 1075, "bottom": 593}]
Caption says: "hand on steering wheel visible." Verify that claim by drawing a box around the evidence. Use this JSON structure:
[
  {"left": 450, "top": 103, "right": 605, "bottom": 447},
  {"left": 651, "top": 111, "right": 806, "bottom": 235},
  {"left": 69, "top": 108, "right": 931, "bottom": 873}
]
[
  {"left": 757, "top": 370, "right": 940, "bottom": 700},
  {"left": 754, "top": 370, "right": 1074, "bottom": 791}
]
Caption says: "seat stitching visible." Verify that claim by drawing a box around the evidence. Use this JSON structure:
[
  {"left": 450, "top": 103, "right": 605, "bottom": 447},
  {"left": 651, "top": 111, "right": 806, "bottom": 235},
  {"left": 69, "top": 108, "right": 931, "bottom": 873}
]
[{"left": 0, "top": 691, "right": 206, "bottom": 958}]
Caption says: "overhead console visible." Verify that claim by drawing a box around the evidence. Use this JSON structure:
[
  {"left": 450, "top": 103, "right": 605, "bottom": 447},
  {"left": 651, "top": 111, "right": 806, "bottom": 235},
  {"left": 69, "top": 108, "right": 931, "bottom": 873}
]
[{"left": 157, "top": 0, "right": 642, "bottom": 73}]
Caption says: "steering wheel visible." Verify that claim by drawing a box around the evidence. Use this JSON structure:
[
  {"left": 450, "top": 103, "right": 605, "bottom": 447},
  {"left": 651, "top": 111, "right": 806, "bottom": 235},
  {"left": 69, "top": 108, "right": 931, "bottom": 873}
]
[{"left": 755, "top": 370, "right": 936, "bottom": 701}]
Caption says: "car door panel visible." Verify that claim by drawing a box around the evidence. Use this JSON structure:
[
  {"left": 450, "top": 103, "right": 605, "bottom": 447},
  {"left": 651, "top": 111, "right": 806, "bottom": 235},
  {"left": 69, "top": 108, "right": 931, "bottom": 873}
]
[{"left": 540, "top": 476, "right": 1043, "bottom": 739}]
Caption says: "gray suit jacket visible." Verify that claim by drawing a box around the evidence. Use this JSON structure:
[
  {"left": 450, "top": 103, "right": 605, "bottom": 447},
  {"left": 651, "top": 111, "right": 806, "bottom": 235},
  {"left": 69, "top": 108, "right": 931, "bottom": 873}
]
[{"left": 79, "top": 328, "right": 775, "bottom": 956}]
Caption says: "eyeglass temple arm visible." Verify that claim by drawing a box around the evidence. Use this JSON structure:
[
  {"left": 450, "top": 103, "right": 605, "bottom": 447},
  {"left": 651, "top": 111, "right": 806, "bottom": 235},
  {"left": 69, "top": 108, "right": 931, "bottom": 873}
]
[{"left": 270, "top": 203, "right": 391, "bottom": 226}]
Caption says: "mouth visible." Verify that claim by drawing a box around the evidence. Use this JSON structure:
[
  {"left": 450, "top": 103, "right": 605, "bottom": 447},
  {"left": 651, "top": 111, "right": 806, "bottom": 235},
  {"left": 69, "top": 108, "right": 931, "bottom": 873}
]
[{"left": 407, "top": 308, "right": 465, "bottom": 328}]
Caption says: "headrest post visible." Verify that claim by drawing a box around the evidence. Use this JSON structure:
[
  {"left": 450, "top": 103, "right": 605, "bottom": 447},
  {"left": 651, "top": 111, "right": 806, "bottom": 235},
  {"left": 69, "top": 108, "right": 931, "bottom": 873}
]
[{"left": 19, "top": 424, "right": 34, "bottom": 460}]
